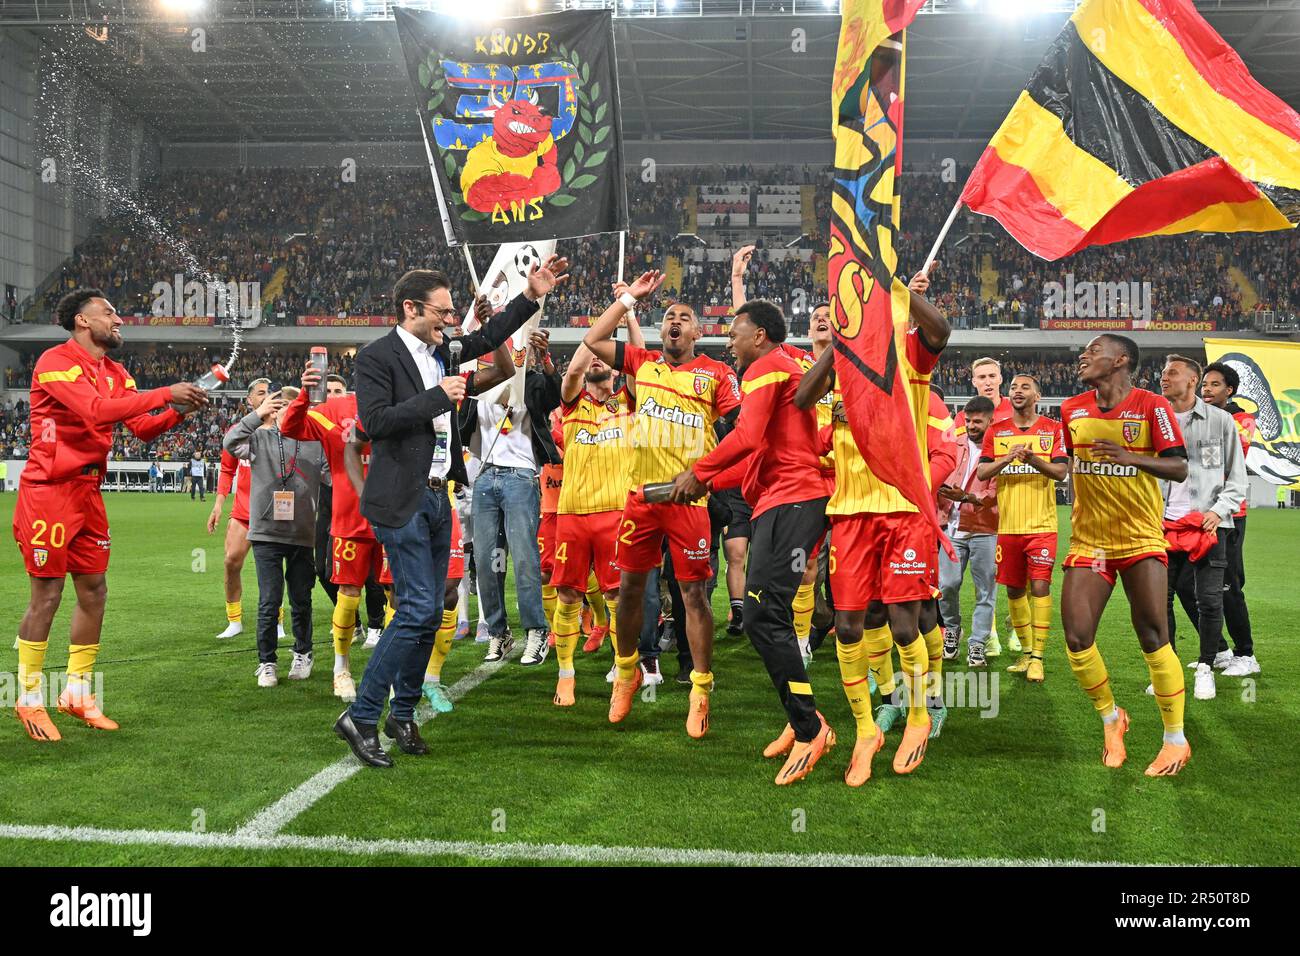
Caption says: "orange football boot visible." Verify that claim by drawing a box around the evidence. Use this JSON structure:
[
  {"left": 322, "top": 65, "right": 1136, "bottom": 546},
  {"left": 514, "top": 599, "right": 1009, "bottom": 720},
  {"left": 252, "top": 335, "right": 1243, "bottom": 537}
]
[
  {"left": 892, "top": 717, "right": 931, "bottom": 774},
  {"left": 608, "top": 666, "right": 643, "bottom": 723},
  {"left": 1102, "top": 707, "right": 1129, "bottom": 769},
  {"left": 775, "top": 714, "right": 836, "bottom": 785},
  {"left": 763, "top": 723, "right": 795, "bottom": 758},
  {"left": 686, "top": 690, "right": 710, "bottom": 739},
  {"left": 553, "top": 675, "right": 576, "bottom": 708},
  {"left": 1144, "top": 739, "right": 1191, "bottom": 777},
  {"left": 15, "top": 705, "right": 61, "bottom": 742},
  {"left": 845, "top": 727, "right": 886, "bottom": 787},
  {"left": 57, "top": 687, "right": 119, "bottom": 730},
  {"left": 582, "top": 625, "right": 608, "bottom": 654}
]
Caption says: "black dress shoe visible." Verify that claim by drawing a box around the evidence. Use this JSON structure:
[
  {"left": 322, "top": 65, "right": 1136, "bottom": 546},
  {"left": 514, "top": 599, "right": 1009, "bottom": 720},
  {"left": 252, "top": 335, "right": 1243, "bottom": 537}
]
[
  {"left": 383, "top": 716, "right": 430, "bottom": 755},
  {"left": 334, "top": 710, "right": 393, "bottom": 768}
]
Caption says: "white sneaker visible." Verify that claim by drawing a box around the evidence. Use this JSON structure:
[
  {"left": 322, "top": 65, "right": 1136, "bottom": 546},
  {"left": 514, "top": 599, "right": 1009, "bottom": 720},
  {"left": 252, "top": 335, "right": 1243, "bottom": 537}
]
[
  {"left": 520, "top": 628, "right": 549, "bottom": 666},
  {"left": 364, "top": 628, "right": 382, "bottom": 649},
  {"left": 333, "top": 671, "right": 356, "bottom": 702},
  {"left": 216, "top": 621, "right": 243, "bottom": 640},
  {"left": 640, "top": 659, "right": 664, "bottom": 686},
  {"left": 256, "top": 662, "right": 278, "bottom": 687},
  {"left": 1144, "top": 683, "right": 1155, "bottom": 696},
  {"left": 1007, "top": 632, "right": 1022, "bottom": 653},
  {"left": 606, "top": 663, "right": 618, "bottom": 683},
  {"left": 1221, "top": 654, "right": 1260, "bottom": 677},
  {"left": 287, "top": 652, "right": 313, "bottom": 681},
  {"left": 475, "top": 622, "right": 491, "bottom": 644},
  {"left": 1189, "top": 649, "right": 1233, "bottom": 670},
  {"left": 484, "top": 633, "right": 515, "bottom": 663},
  {"left": 1193, "top": 662, "right": 1216, "bottom": 700}
]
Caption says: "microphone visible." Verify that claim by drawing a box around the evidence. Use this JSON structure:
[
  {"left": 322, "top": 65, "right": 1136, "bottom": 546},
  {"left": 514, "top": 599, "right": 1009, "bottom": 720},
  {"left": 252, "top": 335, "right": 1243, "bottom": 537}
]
[{"left": 447, "top": 338, "right": 462, "bottom": 370}]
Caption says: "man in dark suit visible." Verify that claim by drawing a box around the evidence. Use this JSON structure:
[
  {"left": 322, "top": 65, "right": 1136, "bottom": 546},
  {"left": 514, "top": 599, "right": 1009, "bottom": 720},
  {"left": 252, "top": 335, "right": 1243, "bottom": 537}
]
[{"left": 334, "top": 259, "right": 568, "bottom": 767}]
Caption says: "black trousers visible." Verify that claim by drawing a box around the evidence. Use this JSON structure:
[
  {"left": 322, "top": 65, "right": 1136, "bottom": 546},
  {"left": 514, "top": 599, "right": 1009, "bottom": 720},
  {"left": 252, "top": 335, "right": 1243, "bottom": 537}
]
[
  {"left": 1167, "top": 528, "right": 1228, "bottom": 666},
  {"left": 1174, "top": 517, "right": 1253, "bottom": 658},
  {"left": 744, "top": 497, "right": 829, "bottom": 742},
  {"left": 314, "top": 488, "right": 339, "bottom": 606},
  {"left": 252, "top": 541, "right": 315, "bottom": 664},
  {"left": 661, "top": 549, "right": 692, "bottom": 674}
]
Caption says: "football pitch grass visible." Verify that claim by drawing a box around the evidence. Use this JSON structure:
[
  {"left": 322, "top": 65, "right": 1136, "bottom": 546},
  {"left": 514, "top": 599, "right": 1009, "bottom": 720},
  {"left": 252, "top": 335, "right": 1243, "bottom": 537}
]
[{"left": 1, "top": 492, "right": 1296, "bottom": 867}]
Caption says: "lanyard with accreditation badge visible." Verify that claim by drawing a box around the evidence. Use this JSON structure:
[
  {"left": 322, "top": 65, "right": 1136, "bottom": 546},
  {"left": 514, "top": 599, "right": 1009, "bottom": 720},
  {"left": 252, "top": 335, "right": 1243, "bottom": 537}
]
[{"left": 273, "top": 431, "right": 299, "bottom": 521}]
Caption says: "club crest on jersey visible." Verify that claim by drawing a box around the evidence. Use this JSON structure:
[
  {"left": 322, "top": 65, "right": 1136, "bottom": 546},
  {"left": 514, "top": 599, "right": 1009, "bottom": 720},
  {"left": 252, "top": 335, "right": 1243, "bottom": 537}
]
[
  {"left": 33, "top": 548, "right": 48, "bottom": 568},
  {"left": 1039, "top": 435, "right": 1052, "bottom": 452},
  {"left": 605, "top": 399, "right": 620, "bottom": 414},
  {"left": 105, "top": 376, "right": 114, "bottom": 390},
  {"left": 693, "top": 374, "right": 709, "bottom": 396},
  {"left": 1122, "top": 422, "right": 1142, "bottom": 444}
]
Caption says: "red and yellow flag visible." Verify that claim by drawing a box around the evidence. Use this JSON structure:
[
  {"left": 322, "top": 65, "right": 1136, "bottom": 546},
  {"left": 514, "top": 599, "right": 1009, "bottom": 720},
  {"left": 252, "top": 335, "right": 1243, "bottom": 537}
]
[
  {"left": 829, "top": 0, "right": 944, "bottom": 536},
  {"left": 961, "top": 0, "right": 1300, "bottom": 261}
]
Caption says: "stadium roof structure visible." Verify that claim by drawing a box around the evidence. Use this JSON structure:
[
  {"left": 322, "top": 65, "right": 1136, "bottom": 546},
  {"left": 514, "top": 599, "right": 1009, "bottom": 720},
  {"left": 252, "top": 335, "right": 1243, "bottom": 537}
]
[{"left": 3, "top": 0, "right": 1299, "bottom": 145}]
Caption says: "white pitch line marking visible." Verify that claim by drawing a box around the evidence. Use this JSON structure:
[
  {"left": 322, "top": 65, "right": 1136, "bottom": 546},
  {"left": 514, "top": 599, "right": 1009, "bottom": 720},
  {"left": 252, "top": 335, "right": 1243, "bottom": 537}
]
[
  {"left": 0, "top": 823, "right": 1120, "bottom": 868},
  {"left": 234, "top": 646, "right": 521, "bottom": 838}
]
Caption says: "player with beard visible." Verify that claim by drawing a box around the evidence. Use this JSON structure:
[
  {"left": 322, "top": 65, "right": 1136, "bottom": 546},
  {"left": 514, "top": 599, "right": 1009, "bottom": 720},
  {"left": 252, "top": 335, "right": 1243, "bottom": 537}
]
[
  {"left": 13, "top": 288, "right": 207, "bottom": 741},
  {"left": 548, "top": 283, "right": 648, "bottom": 706},
  {"left": 1060, "top": 335, "right": 1191, "bottom": 776},
  {"left": 795, "top": 270, "right": 950, "bottom": 781},
  {"left": 582, "top": 273, "right": 741, "bottom": 738},
  {"left": 977, "top": 374, "right": 1067, "bottom": 682}
]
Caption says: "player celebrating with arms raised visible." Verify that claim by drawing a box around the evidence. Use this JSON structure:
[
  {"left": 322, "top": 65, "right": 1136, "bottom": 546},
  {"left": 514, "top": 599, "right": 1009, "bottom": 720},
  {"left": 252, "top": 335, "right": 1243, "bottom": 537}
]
[
  {"left": 582, "top": 275, "right": 740, "bottom": 738},
  {"left": 1060, "top": 334, "right": 1191, "bottom": 776},
  {"left": 977, "top": 373, "right": 1067, "bottom": 682},
  {"left": 13, "top": 288, "right": 207, "bottom": 741}
]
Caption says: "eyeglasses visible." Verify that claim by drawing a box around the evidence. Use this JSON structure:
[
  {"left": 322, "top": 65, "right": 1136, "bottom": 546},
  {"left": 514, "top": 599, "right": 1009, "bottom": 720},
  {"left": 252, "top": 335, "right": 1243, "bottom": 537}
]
[{"left": 415, "top": 301, "right": 458, "bottom": 322}]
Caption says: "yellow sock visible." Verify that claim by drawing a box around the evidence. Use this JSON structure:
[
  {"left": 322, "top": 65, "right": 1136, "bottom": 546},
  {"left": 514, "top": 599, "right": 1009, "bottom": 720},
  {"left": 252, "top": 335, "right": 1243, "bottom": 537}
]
[
  {"left": 278, "top": 606, "right": 284, "bottom": 624},
  {"left": 863, "top": 624, "right": 896, "bottom": 697},
  {"left": 1067, "top": 643, "right": 1115, "bottom": 718},
  {"left": 835, "top": 637, "right": 877, "bottom": 739},
  {"left": 615, "top": 649, "right": 640, "bottom": 682},
  {"left": 896, "top": 638, "right": 930, "bottom": 728},
  {"left": 1030, "top": 594, "right": 1052, "bottom": 659},
  {"left": 66, "top": 642, "right": 100, "bottom": 683},
  {"left": 793, "top": 582, "right": 815, "bottom": 642},
  {"left": 921, "top": 625, "right": 943, "bottom": 700},
  {"left": 690, "top": 669, "right": 714, "bottom": 696},
  {"left": 605, "top": 593, "right": 619, "bottom": 651},
  {"left": 225, "top": 600, "right": 242, "bottom": 624},
  {"left": 1009, "top": 593, "right": 1031, "bottom": 648},
  {"left": 425, "top": 609, "right": 457, "bottom": 681},
  {"left": 542, "top": 583, "right": 557, "bottom": 632},
  {"left": 586, "top": 572, "right": 608, "bottom": 628},
  {"left": 332, "top": 593, "right": 360, "bottom": 658},
  {"left": 383, "top": 589, "right": 396, "bottom": 628},
  {"left": 1144, "top": 643, "right": 1185, "bottom": 735},
  {"left": 554, "top": 600, "right": 582, "bottom": 674},
  {"left": 17, "top": 638, "right": 49, "bottom": 701}
]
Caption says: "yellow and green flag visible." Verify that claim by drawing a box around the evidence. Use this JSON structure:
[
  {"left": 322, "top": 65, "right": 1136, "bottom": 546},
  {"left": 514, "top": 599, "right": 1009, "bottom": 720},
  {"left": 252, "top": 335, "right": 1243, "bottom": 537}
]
[{"left": 1205, "top": 339, "right": 1300, "bottom": 488}]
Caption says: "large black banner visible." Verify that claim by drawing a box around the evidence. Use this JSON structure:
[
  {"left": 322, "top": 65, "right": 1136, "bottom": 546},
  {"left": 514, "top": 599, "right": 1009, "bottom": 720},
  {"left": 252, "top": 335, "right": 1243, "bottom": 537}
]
[{"left": 396, "top": 8, "right": 628, "bottom": 247}]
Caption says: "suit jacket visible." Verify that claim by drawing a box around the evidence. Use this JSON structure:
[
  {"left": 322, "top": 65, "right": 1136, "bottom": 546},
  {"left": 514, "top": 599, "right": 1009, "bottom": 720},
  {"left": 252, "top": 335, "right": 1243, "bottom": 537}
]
[
  {"left": 355, "top": 292, "right": 539, "bottom": 527},
  {"left": 940, "top": 437, "right": 999, "bottom": 535}
]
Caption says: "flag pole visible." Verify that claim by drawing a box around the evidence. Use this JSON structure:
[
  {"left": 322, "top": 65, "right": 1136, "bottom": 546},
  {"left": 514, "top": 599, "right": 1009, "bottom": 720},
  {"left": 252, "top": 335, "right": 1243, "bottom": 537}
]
[
  {"left": 617, "top": 230, "right": 626, "bottom": 285},
  {"left": 462, "top": 246, "right": 482, "bottom": 295},
  {"left": 921, "top": 198, "right": 961, "bottom": 277}
]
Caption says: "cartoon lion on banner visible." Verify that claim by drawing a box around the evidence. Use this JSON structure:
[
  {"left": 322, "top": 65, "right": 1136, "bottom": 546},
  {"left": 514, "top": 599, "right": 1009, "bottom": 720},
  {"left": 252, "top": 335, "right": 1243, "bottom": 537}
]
[{"left": 460, "top": 88, "right": 560, "bottom": 213}]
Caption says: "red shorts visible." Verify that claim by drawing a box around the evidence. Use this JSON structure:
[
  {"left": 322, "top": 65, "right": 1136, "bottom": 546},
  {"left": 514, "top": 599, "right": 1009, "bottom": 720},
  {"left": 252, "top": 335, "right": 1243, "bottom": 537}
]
[
  {"left": 1063, "top": 550, "right": 1167, "bottom": 587},
  {"left": 378, "top": 546, "right": 393, "bottom": 586},
  {"left": 538, "top": 510, "right": 558, "bottom": 577},
  {"left": 553, "top": 510, "right": 621, "bottom": 592},
  {"left": 614, "top": 493, "right": 713, "bottom": 582},
  {"left": 997, "top": 532, "right": 1058, "bottom": 588},
  {"left": 13, "top": 480, "right": 111, "bottom": 578},
  {"left": 448, "top": 506, "right": 465, "bottom": 582},
  {"left": 331, "top": 536, "right": 381, "bottom": 588},
  {"left": 828, "top": 511, "right": 935, "bottom": 609}
]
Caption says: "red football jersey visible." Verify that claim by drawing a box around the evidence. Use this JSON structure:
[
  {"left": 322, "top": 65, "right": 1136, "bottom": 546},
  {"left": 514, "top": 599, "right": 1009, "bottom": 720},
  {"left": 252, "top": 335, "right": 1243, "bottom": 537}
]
[
  {"left": 280, "top": 390, "right": 373, "bottom": 540},
  {"left": 217, "top": 447, "right": 252, "bottom": 524},
  {"left": 24, "top": 338, "right": 181, "bottom": 483}
]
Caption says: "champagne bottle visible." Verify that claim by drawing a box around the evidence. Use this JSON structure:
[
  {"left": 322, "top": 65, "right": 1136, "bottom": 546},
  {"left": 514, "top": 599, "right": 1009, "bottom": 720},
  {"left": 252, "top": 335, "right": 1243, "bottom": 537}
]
[{"left": 171, "top": 363, "right": 228, "bottom": 412}]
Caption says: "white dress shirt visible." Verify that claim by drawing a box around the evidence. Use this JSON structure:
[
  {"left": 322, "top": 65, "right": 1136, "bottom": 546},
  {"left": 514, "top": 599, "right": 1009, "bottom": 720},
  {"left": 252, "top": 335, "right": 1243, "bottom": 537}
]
[{"left": 395, "top": 324, "right": 454, "bottom": 480}]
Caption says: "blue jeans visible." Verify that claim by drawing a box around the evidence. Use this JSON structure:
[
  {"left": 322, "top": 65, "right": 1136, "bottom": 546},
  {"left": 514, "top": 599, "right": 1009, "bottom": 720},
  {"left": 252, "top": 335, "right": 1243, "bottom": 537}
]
[
  {"left": 938, "top": 534, "right": 997, "bottom": 647},
  {"left": 349, "top": 486, "right": 452, "bottom": 724},
  {"left": 640, "top": 565, "right": 661, "bottom": 660},
  {"left": 472, "top": 464, "right": 545, "bottom": 635}
]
